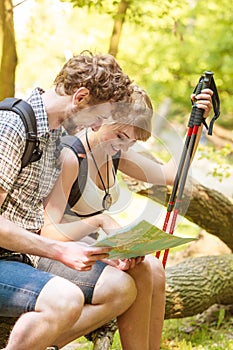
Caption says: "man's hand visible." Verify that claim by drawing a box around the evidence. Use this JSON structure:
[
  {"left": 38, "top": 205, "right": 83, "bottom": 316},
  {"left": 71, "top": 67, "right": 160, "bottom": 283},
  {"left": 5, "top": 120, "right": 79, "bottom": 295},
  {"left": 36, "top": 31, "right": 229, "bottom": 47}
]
[{"left": 57, "top": 241, "right": 111, "bottom": 271}]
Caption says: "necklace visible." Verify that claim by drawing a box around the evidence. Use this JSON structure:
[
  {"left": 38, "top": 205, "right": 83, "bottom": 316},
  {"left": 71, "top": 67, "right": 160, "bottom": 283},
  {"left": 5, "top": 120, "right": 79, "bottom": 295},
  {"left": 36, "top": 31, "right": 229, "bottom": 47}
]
[{"left": 85, "top": 129, "right": 113, "bottom": 210}]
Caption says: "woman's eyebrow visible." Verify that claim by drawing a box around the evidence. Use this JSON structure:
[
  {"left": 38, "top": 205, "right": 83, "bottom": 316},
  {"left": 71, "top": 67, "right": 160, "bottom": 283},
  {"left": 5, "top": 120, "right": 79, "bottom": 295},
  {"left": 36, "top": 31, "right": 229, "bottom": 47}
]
[
  {"left": 121, "top": 132, "right": 136, "bottom": 142},
  {"left": 120, "top": 131, "right": 130, "bottom": 139}
]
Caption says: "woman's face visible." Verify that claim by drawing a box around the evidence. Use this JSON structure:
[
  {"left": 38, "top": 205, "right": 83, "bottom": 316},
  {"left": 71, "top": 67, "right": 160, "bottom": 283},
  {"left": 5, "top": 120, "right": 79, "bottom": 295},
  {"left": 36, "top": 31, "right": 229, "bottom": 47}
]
[{"left": 98, "top": 124, "right": 137, "bottom": 155}]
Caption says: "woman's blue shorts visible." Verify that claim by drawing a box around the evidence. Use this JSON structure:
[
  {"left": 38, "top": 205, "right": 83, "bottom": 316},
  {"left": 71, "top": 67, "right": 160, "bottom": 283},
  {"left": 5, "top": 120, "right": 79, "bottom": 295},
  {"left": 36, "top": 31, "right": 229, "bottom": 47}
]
[{"left": 37, "top": 258, "right": 107, "bottom": 304}]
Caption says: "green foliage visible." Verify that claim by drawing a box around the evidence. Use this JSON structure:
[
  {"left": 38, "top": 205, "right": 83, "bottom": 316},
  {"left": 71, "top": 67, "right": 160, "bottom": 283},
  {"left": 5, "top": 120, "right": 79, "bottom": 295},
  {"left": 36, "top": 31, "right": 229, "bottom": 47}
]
[
  {"left": 198, "top": 143, "right": 233, "bottom": 182},
  {"left": 61, "top": 0, "right": 106, "bottom": 11},
  {"left": 161, "top": 315, "right": 233, "bottom": 350},
  {"left": 70, "top": 313, "right": 233, "bottom": 349},
  {"left": 14, "top": 0, "right": 233, "bottom": 128},
  {"left": 14, "top": 0, "right": 112, "bottom": 93},
  {"left": 217, "top": 308, "right": 225, "bottom": 329}
]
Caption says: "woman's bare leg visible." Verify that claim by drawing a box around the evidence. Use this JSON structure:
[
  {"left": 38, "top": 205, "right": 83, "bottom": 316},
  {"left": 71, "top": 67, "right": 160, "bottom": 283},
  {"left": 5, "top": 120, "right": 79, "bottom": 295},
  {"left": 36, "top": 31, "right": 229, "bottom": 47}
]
[
  {"left": 147, "top": 255, "right": 166, "bottom": 350},
  {"left": 53, "top": 266, "right": 137, "bottom": 348},
  {"left": 117, "top": 260, "right": 153, "bottom": 350}
]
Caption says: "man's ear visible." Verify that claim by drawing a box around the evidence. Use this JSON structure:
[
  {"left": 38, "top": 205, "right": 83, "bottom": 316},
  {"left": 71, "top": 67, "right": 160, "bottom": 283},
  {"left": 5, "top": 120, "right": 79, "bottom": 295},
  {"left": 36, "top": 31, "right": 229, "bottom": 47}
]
[{"left": 73, "top": 87, "right": 90, "bottom": 108}]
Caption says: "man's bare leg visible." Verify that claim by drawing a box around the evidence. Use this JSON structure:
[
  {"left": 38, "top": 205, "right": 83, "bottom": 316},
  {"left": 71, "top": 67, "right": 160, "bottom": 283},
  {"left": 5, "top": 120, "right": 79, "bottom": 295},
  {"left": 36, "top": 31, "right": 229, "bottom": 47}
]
[
  {"left": 5, "top": 277, "right": 84, "bottom": 350},
  {"left": 52, "top": 266, "right": 137, "bottom": 348}
]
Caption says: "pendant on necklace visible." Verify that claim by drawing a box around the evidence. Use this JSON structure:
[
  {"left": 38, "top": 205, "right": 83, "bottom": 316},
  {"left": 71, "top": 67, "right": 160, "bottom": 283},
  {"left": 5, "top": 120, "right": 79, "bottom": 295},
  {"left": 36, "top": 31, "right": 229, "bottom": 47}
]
[{"left": 102, "top": 193, "right": 112, "bottom": 210}]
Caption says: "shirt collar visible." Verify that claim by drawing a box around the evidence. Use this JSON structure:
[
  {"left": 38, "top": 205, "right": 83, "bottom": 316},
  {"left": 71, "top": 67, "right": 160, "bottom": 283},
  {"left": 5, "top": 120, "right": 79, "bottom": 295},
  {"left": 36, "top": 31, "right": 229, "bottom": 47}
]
[{"left": 26, "top": 87, "right": 50, "bottom": 137}]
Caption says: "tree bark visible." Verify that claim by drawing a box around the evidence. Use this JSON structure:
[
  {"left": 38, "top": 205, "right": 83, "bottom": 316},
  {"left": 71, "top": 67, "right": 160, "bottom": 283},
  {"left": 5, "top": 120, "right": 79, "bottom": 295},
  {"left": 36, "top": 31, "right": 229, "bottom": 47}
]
[
  {"left": 135, "top": 181, "right": 233, "bottom": 251},
  {"left": 108, "top": 0, "right": 129, "bottom": 57},
  {"left": 0, "top": 0, "right": 17, "bottom": 99},
  {"left": 206, "top": 124, "right": 233, "bottom": 149},
  {"left": 1, "top": 255, "right": 232, "bottom": 348},
  {"left": 165, "top": 254, "right": 233, "bottom": 319},
  {"left": 0, "top": 316, "right": 17, "bottom": 348},
  {"left": 1, "top": 167, "right": 232, "bottom": 348}
]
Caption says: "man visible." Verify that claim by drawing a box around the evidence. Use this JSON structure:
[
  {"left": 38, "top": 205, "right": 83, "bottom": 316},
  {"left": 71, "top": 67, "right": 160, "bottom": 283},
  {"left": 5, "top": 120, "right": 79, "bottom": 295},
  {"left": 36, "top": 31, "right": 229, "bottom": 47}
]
[{"left": 0, "top": 51, "right": 136, "bottom": 350}]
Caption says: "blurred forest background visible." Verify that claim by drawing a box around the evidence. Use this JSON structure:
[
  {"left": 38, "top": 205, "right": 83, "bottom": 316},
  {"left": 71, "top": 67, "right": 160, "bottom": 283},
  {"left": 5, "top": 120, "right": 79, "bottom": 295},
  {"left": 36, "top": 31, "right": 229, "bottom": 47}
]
[
  {"left": 1, "top": 0, "right": 233, "bottom": 127},
  {"left": 1, "top": 0, "right": 232, "bottom": 187},
  {"left": 0, "top": 0, "right": 233, "bottom": 246},
  {"left": 0, "top": 1, "right": 233, "bottom": 349}
]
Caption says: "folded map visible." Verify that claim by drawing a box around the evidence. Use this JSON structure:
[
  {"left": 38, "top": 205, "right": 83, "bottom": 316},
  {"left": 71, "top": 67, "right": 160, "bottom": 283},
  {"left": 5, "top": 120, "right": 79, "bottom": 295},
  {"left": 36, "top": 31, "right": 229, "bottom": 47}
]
[{"left": 92, "top": 220, "right": 196, "bottom": 259}]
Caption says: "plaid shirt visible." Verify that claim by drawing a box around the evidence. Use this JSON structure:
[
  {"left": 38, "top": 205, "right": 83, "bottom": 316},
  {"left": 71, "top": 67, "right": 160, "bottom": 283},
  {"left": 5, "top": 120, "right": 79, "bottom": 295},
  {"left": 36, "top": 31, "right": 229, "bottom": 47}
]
[{"left": 0, "top": 88, "right": 62, "bottom": 260}]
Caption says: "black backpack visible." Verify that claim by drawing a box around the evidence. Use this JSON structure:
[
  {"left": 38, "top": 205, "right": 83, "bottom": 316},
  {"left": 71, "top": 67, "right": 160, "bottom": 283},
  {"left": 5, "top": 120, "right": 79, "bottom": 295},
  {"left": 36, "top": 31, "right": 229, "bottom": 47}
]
[
  {"left": 0, "top": 97, "right": 43, "bottom": 169},
  {"left": 61, "top": 135, "right": 121, "bottom": 213},
  {"left": 0, "top": 98, "right": 120, "bottom": 207}
]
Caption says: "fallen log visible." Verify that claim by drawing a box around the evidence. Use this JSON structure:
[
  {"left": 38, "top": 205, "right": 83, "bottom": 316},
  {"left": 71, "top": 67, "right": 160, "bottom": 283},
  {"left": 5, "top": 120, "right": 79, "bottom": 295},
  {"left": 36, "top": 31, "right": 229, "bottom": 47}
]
[
  {"left": 123, "top": 178, "right": 233, "bottom": 251},
  {"left": 165, "top": 254, "right": 233, "bottom": 318},
  {"left": 1, "top": 255, "right": 232, "bottom": 349}
]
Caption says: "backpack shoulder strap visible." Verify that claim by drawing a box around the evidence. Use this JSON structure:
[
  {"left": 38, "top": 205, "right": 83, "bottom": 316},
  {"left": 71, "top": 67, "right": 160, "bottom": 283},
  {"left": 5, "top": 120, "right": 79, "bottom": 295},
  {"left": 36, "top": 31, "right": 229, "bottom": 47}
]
[
  {"left": 61, "top": 135, "right": 121, "bottom": 213},
  {"left": 0, "top": 97, "right": 42, "bottom": 168},
  {"left": 112, "top": 150, "right": 121, "bottom": 174},
  {"left": 60, "top": 135, "right": 88, "bottom": 208}
]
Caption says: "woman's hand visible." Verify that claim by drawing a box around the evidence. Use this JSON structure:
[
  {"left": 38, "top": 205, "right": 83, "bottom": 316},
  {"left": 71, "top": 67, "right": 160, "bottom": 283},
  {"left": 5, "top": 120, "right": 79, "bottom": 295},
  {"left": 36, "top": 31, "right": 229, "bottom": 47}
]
[
  {"left": 103, "top": 256, "right": 145, "bottom": 271},
  {"left": 191, "top": 88, "right": 213, "bottom": 119}
]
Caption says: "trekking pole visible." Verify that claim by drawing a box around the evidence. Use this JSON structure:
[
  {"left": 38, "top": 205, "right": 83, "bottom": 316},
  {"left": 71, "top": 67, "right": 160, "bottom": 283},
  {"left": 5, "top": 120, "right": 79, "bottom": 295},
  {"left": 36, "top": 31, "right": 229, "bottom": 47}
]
[{"left": 156, "top": 71, "right": 220, "bottom": 267}]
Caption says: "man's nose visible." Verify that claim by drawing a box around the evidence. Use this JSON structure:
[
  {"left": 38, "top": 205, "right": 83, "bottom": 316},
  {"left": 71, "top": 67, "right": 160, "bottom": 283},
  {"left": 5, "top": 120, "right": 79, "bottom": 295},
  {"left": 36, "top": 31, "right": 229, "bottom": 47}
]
[{"left": 91, "top": 125, "right": 101, "bottom": 131}]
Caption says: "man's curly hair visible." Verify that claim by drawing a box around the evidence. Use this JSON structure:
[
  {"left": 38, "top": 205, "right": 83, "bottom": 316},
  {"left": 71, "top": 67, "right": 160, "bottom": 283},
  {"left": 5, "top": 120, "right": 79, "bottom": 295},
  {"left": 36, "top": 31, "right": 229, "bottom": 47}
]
[{"left": 54, "top": 51, "right": 133, "bottom": 104}]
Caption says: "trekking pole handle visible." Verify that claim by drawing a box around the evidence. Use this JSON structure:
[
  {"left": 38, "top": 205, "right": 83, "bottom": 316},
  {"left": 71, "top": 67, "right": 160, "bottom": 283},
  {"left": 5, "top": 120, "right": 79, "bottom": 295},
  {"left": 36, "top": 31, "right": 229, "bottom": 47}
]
[
  {"left": 193, "top": 71, "right": 214, "bottom": 127},
  {"left": 188, "top": 79, "right": 203, "bottom": 128}
]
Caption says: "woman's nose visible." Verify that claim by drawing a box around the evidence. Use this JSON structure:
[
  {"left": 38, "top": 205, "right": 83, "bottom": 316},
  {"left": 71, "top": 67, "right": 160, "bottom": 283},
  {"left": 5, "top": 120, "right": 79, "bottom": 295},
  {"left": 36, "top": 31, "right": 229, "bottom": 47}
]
[{"left": 120, "top": 142, "right": 130, "bottom": 152}]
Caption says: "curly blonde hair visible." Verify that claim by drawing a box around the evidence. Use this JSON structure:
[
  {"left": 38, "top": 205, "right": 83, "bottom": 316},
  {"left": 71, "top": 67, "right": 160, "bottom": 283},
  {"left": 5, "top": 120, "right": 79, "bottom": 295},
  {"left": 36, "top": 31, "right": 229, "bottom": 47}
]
[{"left": 54, "top": 51, "right": 133, "bottom": 104}]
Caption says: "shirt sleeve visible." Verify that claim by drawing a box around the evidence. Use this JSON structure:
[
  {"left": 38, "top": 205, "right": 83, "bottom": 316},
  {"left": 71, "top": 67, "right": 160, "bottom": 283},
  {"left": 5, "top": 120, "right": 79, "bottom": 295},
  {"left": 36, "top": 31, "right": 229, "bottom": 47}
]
[{"left": 0, "top": 111, "right": 26, "bottom": 192}]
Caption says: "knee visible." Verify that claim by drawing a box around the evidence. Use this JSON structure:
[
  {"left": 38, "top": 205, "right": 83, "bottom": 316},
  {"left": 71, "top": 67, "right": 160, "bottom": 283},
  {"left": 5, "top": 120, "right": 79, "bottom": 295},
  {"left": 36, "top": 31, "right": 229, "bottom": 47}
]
[
  {"left": 129, "top": 259, "right": 154, "bottom": 290},
  {"left": 117, "top": 272, "right": 137, "bottom": 306},
  {"left": 36, "top": 276, "right": 84, "bottom": 325},
  {"left": 149, "top": 257, "right": 166, "bottom": 293},
  {"left": 55, "top": 279, "right": 84, "bottom": 320},
  {"left": 96, "top": 267, "right": 137, "bottom": 312},
  {"left": 110, "top": 270, "right": 137, "bottom": 309}
]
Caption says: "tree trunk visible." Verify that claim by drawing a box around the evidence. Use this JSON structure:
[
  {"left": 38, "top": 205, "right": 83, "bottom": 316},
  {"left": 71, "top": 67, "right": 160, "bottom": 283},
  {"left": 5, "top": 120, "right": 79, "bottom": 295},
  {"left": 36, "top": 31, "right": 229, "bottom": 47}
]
[
  {"left": 165, "top": 254, "right": 233, "bottom": 319},
  {"left": 136, "top": 181, "right": 233, "bottom": 251},
  {"left": 1, "top": 255, "right": 232, "bottom": 348},
  {"left": 108, "top": 0, "right": 129, "bottom": 57},
  {"left": 0, "top": 0, "right": 17, "bottom": 99},
  {"left": 0, "top": 317, "right": 17, "bottom": 348},
  {"left": 1, "top": 167, "right": 232, "bottom": 348},
  {"left": 206, "top": 124, "right": 233, "bottom": 149}
]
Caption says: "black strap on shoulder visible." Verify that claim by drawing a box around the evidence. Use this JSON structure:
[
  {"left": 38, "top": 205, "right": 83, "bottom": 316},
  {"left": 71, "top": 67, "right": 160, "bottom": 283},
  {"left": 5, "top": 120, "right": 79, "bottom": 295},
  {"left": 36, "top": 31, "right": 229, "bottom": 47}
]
[
  {"left": 112, "top": 150, "right": 121, "bottom": 173},
  {"left": 61, "top": 135, "right": 121, "bottom": 212},
  {"left": 0, "top": 97, "right": 43, "bottom": 168},
  {"left": 61, "top": 135, "right": 88, "bottom": 209}
]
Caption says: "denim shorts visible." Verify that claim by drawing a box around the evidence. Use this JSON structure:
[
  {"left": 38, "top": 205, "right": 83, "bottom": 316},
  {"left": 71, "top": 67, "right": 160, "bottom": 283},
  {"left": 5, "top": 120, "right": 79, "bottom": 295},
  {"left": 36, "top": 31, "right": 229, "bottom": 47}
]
[
  {"left": 0, "top": 260, "right": 55, "bottom": 317},
  {"left": 37, "top": 258, "right": 107, "bottom": 304}
]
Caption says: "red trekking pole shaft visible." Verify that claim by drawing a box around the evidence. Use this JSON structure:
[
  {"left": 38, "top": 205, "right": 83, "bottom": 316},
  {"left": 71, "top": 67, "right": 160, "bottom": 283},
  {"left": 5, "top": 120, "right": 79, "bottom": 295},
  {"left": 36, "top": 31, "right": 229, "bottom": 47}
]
[
  {"left": 156, "top": 71, "right": 214, "bottom": 267},
  {"left": 155, "top": 129, "right": 193, "bottom": 259}
]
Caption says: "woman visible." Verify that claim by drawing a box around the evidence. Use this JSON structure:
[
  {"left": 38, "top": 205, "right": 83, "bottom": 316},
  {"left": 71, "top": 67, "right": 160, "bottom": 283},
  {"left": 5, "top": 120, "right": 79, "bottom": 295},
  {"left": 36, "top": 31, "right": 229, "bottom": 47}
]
[{"left": 40, "top": 85, "right": 213, "bottom": 350}]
